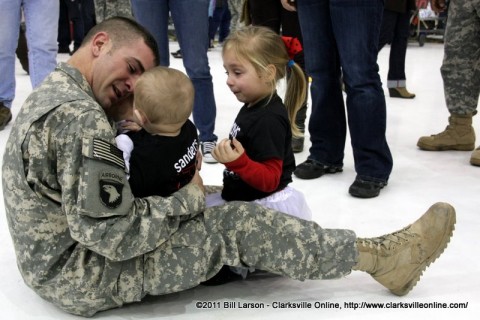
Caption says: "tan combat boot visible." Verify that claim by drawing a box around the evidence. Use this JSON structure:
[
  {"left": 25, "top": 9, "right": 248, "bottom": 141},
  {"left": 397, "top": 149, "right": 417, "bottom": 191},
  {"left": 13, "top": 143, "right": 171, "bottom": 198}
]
[
  {"left": 471, "top": 146, "right": 480, "bottom": 166},
  {"left": 353, "top": 202, "right": 456, "bottom": 296},
  {"left": 417, "top": 114, "right": 475, "bottom": 151}
]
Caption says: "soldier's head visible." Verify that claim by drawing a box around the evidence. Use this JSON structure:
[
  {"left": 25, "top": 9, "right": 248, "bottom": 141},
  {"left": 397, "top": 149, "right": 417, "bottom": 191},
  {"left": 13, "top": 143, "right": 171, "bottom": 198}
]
[{"left": 69, "top": 17, "right": 159, "bottom": 112}]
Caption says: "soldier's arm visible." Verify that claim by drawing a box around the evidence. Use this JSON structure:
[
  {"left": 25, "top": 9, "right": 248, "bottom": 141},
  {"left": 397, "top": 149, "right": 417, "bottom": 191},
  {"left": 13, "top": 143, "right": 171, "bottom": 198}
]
[{"left": 57, "top": 107, "right": 206, "bottom": 261}]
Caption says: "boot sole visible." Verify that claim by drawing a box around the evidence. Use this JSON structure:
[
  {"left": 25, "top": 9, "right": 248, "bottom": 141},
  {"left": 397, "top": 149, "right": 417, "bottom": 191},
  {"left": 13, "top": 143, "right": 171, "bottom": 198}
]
[
  {"left": 470, "top": 159, "right": 480, "bottom": 166},
  {"left": 294, "top": 166, "right": 342, "bottom": 180},
  {"left": 389, "top": 93, "right": 415, "bottom": 99},
  {"left": 390, "top": 204, "right": 456, "bottom": 296},
  {"left": 417, "top": 141, "right": 475, "bottom": 151}
]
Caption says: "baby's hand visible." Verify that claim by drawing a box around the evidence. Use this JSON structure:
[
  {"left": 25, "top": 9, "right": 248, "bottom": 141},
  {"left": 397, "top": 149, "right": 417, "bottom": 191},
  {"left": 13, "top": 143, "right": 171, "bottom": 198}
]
[
  {"left": 118, "top": 120, "right": 142, "bottom": 133},
  {"left": 212, "top": 138, "right": 244, "bottom": 163}
]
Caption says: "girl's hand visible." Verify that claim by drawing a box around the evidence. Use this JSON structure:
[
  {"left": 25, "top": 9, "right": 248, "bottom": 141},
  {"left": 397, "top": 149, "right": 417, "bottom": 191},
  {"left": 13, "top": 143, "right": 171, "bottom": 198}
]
[{"left": 212, "top": 138, "right": 245, "bottom": 163}]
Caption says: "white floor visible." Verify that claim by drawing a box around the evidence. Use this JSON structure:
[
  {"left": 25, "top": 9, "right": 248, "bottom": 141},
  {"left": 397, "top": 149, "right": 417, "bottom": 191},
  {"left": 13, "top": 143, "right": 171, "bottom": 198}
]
[{"left": 1, "top": 40, "right": 479, "bottom": 320}]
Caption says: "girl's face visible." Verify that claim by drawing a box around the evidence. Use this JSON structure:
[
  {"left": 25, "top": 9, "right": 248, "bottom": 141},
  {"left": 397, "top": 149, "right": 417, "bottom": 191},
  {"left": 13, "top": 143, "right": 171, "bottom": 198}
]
[{"left": 223, "top": 49, "right": 272, "bottom": 106}]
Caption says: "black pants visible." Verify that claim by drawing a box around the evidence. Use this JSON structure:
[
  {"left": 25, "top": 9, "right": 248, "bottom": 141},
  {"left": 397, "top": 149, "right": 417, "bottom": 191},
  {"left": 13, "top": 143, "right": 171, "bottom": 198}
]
[
  {"left": 378, "top": 9, "right": 412, "bottom": 82},
  {"left": 248, "top": 0, "right": 308, "bottom": 130}
]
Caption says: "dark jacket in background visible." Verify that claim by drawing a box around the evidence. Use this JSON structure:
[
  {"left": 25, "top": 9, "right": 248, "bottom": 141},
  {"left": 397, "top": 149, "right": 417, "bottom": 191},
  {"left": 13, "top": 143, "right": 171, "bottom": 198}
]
[{"left": 385, "top": 0, "right": 417, "bottom": 13}]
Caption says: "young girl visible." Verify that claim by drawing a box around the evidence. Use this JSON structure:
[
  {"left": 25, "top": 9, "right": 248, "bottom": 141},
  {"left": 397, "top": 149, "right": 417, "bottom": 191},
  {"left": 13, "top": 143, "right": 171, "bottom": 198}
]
[{"left": 209, "top": 25, "right": 311, "bottom": 220}]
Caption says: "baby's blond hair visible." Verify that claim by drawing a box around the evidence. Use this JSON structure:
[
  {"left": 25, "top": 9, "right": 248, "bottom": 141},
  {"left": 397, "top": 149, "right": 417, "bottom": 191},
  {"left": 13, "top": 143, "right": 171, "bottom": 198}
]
[{"left": 134, "top": 67, "right": 194, "bottom": 132}]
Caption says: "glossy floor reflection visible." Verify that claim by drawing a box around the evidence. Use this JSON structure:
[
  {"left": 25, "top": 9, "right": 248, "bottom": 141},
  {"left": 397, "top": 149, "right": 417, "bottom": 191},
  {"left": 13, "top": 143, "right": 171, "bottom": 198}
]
[{"left": 1, "top": 40, "right": 479, "bottom": 320}]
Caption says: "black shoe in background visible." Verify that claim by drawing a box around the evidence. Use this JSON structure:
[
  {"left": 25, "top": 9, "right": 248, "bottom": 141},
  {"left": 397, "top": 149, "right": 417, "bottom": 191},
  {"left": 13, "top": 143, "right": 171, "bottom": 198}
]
[
  {"left": 16, "top": 23, "right": 29, "bottom": 74},
  {"left": 294, "top": 159, "right": 342, "bottom": 179},
  {"left": 291, "top": 136, "right": 304, "bottom": 153},
  {"left": 171, "top": 49, "right": 182, "bottom": 59},
  {"left": 348, "top": 178, "right": 387, "bottom": 198},
  {"left": 0, "top": 102, "right": 13, "bottom": 131}
]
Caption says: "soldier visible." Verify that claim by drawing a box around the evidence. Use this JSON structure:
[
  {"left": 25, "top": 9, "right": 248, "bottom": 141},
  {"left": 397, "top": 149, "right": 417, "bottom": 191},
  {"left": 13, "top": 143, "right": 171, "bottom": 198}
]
[
  {"left": 94, "top": 0, "right": 133, "bottom": 23},
  {"left": 417, "top": 0, "right": 480, "bottom": 166},
  {"left": 2, "top": 17, "right": 456, "bottom": 317}
]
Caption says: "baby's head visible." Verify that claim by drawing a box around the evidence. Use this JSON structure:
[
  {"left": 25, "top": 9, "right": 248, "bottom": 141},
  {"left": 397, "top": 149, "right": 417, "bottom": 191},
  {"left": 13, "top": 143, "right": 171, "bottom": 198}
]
[{"left": 133, "top": 66, "right": 194, "bottom": 135}]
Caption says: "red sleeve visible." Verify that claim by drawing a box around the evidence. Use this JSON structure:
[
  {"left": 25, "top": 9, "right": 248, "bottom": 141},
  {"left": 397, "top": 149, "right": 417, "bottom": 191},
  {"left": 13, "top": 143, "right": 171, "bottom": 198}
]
[{"left": 225, "top": 152, "right": 283, "bottom": 193}]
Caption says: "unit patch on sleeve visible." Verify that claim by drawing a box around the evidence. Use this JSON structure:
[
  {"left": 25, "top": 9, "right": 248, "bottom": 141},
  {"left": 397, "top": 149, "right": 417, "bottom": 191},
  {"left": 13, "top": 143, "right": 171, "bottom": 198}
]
[{"left": 99, "top": 171, "right": 124, "bottom": 209}]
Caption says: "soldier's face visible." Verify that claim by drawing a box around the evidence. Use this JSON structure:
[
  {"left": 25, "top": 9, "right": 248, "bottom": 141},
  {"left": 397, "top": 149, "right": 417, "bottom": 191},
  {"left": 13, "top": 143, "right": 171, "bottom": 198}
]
[{"left": 92, "top": 39, "right": 156, "bottom": 112}]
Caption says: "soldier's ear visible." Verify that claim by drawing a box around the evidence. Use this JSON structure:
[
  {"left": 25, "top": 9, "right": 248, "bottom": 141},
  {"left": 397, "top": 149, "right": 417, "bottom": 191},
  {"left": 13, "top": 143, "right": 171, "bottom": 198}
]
[{"left": 91, "top": 32, "right": 110, "bottom": 57}]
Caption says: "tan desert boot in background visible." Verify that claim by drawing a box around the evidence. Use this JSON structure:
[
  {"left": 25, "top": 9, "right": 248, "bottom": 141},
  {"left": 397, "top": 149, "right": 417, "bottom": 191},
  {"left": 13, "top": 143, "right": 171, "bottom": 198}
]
[
  {"left": 417, "top": 114, "right": 475, "bottom": 151},
  {"left": 470, "top": 146, "right": 480, "bottom": 166}
]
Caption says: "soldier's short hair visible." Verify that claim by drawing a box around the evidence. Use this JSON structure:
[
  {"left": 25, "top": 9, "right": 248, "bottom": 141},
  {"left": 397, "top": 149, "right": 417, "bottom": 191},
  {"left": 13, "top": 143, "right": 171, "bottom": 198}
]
[{"left": 82, "top": 16, "right": 159, "bottom": 66}]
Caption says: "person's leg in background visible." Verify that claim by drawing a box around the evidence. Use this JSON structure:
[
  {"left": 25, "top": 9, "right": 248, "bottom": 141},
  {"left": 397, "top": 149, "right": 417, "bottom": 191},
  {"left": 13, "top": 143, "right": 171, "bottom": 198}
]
[
  {"left": 170, "top": 0, "right": 218, "bottom": 163},
  {"left": 23, "top": 0, "right": 59, "bottom": 88},
  {"left": 82, "top": 0, "right": 97, "bottom": 35},
  {"left": 379, "top": 8, "right": 415, "bottom": 99},
  {"left": 249, "top": 0, "right": 309, "bottom": 152},
  {"left": 332, "top": 0, "right": 393, "bottom": 197},
  {"left": 218, "top": 2, "right": 231, "bottom": 44},
  {"left": 16, "top": 15, "right": 29, "bottom": 74},
  {"left": 227, "top": 0, "right": 244, "bottom": 32},
  {"left": 417, "top": 0, "right": 480, "bottom": 166},
  {"left": 295, "top": 0, "right": 346, "bottom": 178},
  {"left": 0, "top": 0, "right": 22, "bottom": 129},
  {"left": 296, "top": 0, "right": 392, "bottom": 198},
  {"left": 130, "top": 0, "right": 170, "bottom": 67},
  {"left": 281, "top": 7, "right": 309, "bottom": 153},
  {"left": 67, "top": 0, "right": 85, "bottom": 53},
  {"left": 208, "top": 0, "right": 228, "bottom": 48},
  {"left": 58, "top": 0, "right": 72, "bottom": 54}
]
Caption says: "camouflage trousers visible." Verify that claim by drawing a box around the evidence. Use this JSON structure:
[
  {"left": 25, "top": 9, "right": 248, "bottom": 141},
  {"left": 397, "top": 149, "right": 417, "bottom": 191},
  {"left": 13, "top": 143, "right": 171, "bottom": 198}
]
[
  {"left": 94, "top": 0, "right": 132, "bottom": 23},
  {"left": 441, "top": 0, "right": 480, "bottom": 115},
  {"left": 228, "top": 0, "right": 246, "bottom": 32},
  {"left": 43, "top": 201, "right": 356, "bottom": 316}
]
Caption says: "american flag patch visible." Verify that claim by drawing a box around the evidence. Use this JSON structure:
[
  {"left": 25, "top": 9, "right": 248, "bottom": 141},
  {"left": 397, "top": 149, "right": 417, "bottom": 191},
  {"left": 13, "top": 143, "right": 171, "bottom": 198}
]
[{"left": 92, "top": 138, "right": 125, "bottom": 170}]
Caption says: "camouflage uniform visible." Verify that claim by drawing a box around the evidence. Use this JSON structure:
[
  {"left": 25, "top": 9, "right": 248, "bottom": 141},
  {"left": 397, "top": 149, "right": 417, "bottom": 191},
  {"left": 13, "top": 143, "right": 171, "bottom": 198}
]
[
  {"left": 2, "top": 62, "right": 357, "bottom": 317},
  {"left": 228, "top": 0, "right": 246, "bottom": 32},
  {"left": 94, "top": 0, "right": 133, "bottom": 23},
  {"left": 440, "top": 0, "right": 480, "bottom": 115}
]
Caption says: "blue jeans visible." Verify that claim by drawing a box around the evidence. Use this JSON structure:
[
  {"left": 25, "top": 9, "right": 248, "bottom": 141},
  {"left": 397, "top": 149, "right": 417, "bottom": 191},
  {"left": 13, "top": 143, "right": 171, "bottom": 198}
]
[
  {"left": 0, "top": 0, "right": 59, "bottom": 108},
  {"left": 208, "top": 3, "right": 231, "bottom": 43},
  {"left": 131, "top": 0, "right": 218, "bottom": 142},
  {"left": 297, "top": 0, "right": 392, "bottom": 182}
]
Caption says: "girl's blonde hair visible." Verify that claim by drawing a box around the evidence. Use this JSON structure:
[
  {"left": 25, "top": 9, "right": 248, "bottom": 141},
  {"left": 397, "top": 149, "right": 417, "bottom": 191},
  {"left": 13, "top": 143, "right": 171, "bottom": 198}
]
[
  {"left": 134, "top": 66, "right": 194, "bottom": 130},
  {"left": 222, "top": 26, "right": 307, "bottom": 137}
]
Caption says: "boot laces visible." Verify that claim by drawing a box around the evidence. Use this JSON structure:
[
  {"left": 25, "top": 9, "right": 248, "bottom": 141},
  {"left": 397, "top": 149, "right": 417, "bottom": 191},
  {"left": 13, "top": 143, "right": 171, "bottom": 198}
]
[
  {"left": 359, "top": 227, "right": 416, "bottom": 251},
  {"left": 432, "top": 125, "right": 454, "bottom": 138}
]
